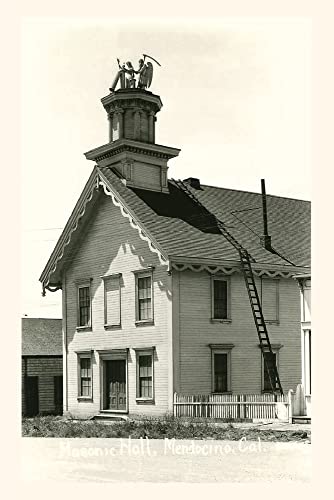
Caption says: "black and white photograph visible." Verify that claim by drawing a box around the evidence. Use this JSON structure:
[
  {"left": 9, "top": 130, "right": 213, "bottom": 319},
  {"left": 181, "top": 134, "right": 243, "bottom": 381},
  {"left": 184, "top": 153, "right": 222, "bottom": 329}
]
[{"left": 16, "top": 8, "right": 320, "bottom": 486}]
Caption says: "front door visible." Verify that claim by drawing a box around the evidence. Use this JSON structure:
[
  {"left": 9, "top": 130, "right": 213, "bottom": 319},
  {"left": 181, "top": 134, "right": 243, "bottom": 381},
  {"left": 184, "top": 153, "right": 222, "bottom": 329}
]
[{"left": 106, "top": 360, "right": 126, "bottom": 411}]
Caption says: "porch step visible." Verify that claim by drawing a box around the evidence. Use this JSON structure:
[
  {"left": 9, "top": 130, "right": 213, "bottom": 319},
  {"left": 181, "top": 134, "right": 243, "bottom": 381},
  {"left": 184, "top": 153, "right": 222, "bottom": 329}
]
[
  {"left": 92, "top": 412, "right": 128, "bottom": 422},
  {"left": 291, "top": 416, "right": 311, "bottom": 424}
]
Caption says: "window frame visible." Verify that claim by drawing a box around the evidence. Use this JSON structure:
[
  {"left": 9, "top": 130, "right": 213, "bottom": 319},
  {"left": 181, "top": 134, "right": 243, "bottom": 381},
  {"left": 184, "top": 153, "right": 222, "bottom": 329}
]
[
  {"left": 102, "top": 273, "right": 122, "bottom": 329},
  {"left": 211, "top": 275, "right": 231, "bottom": 323},
  {"left": 209, "top": 343, "right": 234, "bottom": 394},
  {"left": 260, "top": 344, "right": 282, "bottom": 393},
  {"left": 76, "top": 279, "right": 92, "bottom": 331},
  {"left": 135, "top": 347, "right": 155, "bottom": 403},
  {"left": 134, "top": 269, "right": 154, "bottom": 325},
  {"left": 76, "top": 351, "right": 93, "bottom": 401},
  {"left": 260, "top": 277, "right": 280, "bottom": 325}
]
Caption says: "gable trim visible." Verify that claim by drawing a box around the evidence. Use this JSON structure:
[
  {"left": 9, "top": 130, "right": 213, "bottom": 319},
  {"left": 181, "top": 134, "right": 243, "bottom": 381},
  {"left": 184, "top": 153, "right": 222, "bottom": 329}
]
[
  {"left": 171, "top": 261, "right": 310, "bottom": 278},
  {"left": 40, "top": 167, "right": 169, "bottom": 290},
  {"left": 40, "top": 168, "right": 99, "bottom": 288}
]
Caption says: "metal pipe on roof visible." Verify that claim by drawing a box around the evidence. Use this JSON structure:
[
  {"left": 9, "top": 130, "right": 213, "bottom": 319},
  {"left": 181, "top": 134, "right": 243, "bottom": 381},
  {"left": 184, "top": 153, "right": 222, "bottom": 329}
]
[
  {"left": 261, "top": 178, "right": 269, "bottom": 237},
  {"left": 260, "top": 179, "right": 272, "bottom": 251}
]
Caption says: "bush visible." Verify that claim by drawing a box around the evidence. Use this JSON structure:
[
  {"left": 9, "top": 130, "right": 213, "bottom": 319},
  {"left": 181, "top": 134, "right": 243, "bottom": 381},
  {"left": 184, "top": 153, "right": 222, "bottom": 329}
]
[{"left": 21, "top": 414, "right": 310, "bottom": 442}]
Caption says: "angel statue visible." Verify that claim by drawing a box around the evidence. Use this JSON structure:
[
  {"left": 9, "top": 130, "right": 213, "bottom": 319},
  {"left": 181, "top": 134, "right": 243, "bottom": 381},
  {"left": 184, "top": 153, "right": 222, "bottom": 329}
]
[{"left": 109, "top": 54, "right": 161, "bottom": 92}]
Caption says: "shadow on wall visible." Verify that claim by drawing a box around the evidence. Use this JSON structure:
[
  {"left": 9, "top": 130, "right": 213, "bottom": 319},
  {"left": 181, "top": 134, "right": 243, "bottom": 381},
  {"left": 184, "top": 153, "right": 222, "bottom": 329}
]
[{"left": 65, "top": 187, "right": 172, "bottom": 333}]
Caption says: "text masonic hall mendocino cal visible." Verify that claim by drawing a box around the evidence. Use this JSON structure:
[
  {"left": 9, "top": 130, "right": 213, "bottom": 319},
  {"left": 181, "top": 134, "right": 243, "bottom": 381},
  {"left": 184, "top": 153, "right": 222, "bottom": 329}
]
[{"left": 40, "top": 62, "right": 310, "bottom": 419}]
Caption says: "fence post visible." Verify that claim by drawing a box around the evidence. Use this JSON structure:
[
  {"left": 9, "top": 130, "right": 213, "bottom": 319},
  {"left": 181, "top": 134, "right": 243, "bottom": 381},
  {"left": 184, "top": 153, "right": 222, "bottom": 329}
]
[{"left": 287, "top": 389, "right": 293, "bottom": 423}]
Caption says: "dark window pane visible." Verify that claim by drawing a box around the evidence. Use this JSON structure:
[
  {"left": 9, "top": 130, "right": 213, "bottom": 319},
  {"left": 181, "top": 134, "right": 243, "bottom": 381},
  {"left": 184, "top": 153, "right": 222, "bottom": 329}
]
[
  {"left": 79, "top": 286, "right": 90, "bottom": 326},
  {"left": 138, "top": 277, "right": 152, "bottom": 320},
  {"left": 214, "top": 353, "right": 228, "bottom": 392},
  {"left": 139, "top": 355, "right": 153, "bottom": 398},
  {"left": 80, "top": 358, "right": 91, "bottom": 396},
  {"left": 263, "top": 352, "right": 277, "bottom": 391},
  {"left": 214, "top": 280, "right": 228, "bottom": 319}
]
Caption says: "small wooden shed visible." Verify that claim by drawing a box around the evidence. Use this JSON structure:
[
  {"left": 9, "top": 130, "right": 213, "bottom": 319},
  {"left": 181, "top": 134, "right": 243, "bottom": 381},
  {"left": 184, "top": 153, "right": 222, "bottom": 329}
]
[{"left": 22, "top": 318, "right": 63, "bottom": 417}]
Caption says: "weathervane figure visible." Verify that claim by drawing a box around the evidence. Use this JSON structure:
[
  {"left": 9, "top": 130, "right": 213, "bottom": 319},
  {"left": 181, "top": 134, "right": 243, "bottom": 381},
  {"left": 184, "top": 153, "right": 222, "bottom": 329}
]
[{"left": 109, "top": 54, "right": 161, "bottom": 92}]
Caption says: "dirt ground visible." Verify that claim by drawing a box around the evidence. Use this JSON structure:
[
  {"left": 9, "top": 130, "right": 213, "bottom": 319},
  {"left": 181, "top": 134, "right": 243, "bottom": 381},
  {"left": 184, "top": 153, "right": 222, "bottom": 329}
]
[{"left": 21, "top": 437, "right": 311, "bottom": 482}]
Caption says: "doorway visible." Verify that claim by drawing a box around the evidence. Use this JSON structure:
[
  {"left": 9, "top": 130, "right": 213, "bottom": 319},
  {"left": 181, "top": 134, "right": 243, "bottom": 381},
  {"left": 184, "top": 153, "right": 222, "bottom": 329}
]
[
  {"left": 104, "top": 359, "right": 127, "bottom": 411},
  {"left": 54, "top": 376, "right": 63, "bottom": 415},
  {"left": 25, "top": 376, "right": 39, "bottom": 417}
]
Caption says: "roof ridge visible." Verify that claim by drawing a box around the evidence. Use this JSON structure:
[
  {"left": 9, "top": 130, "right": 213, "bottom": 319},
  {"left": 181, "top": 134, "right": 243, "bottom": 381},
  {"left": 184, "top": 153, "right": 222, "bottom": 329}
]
[{"left": 187, "top": 182, "right": 311, "bottom": 203}]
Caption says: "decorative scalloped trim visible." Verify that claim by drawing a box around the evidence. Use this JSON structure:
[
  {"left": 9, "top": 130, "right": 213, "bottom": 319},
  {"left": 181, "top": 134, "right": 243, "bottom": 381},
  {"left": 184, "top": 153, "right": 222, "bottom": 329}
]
[
  {"left": 98, "top": 177, "right": 168, "bottom": 266},
  {"left": 45, "top": 187, "right": 95, "bottom": 286},
  {"left": 171, "top": 262, "right": 293, "bottom": 278},
  {"left": 45, "top": 172, "right": 168, "bottom": 286}
]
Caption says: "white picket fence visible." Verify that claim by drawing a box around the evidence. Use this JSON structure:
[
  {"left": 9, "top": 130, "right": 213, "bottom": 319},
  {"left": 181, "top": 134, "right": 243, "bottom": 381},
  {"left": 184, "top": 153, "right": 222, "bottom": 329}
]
[{"left": 173, "top": 392, "right": 290, "bottom": 422}]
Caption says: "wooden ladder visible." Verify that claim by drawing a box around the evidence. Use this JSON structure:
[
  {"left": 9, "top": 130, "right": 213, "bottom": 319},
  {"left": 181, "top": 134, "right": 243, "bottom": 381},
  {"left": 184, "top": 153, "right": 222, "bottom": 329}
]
[{"left": 172, "top": 178, "right": 283, "bottom": 395}]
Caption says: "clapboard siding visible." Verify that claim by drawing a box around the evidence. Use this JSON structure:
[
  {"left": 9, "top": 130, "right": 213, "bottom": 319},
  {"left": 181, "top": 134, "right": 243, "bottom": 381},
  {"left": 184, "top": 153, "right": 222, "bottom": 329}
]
[
  {"left": 65, "top": 193, "right": 171, "bottom": 418},
  {"left": 22, "top": 357, "right": 63, "bottom": 415},
  {"left": 175, "top": 270, "right": 301, "bottom": 394}
]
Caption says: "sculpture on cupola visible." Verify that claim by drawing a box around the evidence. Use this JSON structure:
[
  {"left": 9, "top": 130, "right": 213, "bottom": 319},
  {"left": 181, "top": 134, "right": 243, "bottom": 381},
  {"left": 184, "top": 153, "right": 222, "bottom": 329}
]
[{"left": 109, "top": 54, "right": 161, "bottom": 92}]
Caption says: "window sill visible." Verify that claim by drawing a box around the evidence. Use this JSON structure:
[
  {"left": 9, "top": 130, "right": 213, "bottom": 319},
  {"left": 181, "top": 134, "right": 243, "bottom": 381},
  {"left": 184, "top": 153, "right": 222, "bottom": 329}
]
[
  {"left": 76, "top": 326, "right": 92, "bottom": 332},
  {"left": 77, "top": 396, "right": 93, "bottom": 402},
  {"left": 136, "top": 398, "right": 155, "bottom": 405},
  {"left": 265, "top": 320, "right": 280, "bottom": 325},
  {"left": 211, "top": 318, "right": 232, "bottom": 324},
  {"left": 104, "top": 324, "right": 122, "bottom": 330},
  {"left": 135, "top": 320, "right": 154, "bottom": 327}
]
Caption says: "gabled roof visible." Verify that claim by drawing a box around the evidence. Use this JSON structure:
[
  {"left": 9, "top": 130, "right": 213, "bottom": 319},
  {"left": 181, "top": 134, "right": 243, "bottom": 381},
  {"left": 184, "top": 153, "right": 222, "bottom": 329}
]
[
  {"left": 40, "top": 166, "right": 310, "bottom": 288},
  {"left": 22, "top": 318, "right": 62, "bottom": 356}
]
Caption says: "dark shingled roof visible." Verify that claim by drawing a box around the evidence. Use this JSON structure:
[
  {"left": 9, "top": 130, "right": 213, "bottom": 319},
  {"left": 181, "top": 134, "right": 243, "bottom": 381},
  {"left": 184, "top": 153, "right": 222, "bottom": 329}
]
[
  {"left": 40, "top": 167, "right": 311, "bottom": 287},
  {"left": 99, "top": 167, "right": 311, "bottom": 268},
  {"left": 22, "top": 318, "right": 62, "bottom": 356}
]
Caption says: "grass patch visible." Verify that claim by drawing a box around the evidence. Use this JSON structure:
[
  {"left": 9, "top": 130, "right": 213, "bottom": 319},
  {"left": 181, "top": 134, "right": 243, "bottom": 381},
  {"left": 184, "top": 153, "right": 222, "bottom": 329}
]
[{"left": 22, "top": 415, "right": 310, "bottom": 442}]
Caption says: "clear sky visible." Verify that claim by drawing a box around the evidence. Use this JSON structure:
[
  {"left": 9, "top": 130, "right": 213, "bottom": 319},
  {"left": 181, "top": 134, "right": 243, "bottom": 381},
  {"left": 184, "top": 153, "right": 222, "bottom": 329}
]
[{"left": 21, "top": 18, "right": 311, "bottom": 318}]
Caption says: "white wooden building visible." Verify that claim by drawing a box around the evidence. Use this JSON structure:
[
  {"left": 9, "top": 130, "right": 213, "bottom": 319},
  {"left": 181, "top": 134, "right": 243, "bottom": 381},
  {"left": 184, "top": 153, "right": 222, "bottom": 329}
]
[{"left": 40, "top": 87, "right": 311, "bottom": 419}]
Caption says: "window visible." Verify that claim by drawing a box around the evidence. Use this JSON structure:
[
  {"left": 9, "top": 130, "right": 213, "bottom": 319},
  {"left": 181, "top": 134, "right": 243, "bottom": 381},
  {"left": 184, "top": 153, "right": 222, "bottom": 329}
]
[
  {"left": 210, "top": 344, "right": 234, "bottom": 393},
  {"left": 77, "top": 352, "right": 93, "bottom": 399},
  {"left": 261, "top": 345, "right": 282, "bottom": 392},
  {"left": 260, "top": 278, "right": 279, "bottom": 323},
  {"left": 135, "top": 348, "right": 155, "bottom": 401},
  {"left": 211, "top": 276, "right": 230, "bottom": 321},
  {"left": 77, "top": 280, "right": 92, "bottom": 329},
  {"left": 135, "top": 269, "right": 154, "bottom": 324},
  {"left": 103, "top": 273, "right": 121, "bottom": 328}
]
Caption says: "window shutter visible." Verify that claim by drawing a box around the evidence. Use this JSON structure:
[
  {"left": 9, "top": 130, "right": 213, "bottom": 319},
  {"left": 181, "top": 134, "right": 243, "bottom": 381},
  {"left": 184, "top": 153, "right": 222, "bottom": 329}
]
[
  {"left": 261, "top": 279, "right": 278, "bottom": 322},
  {"left": 105, "top": 275, "right": 121, "bottom": 326}
]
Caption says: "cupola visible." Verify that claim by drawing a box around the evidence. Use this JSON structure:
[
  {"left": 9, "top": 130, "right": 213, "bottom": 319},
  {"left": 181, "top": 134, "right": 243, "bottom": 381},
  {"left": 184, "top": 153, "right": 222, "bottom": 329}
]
[{"left": 84, "top": 60, "right": 180, "bottom": 193}]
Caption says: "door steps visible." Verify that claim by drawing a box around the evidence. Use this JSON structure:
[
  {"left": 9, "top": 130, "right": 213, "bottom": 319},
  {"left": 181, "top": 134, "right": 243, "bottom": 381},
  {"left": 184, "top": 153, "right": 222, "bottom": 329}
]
[
  {"left": 92, "top": 412, "right": 128, "bottom": 422},
  {"left": 291, "top": 415, "right": 311, "bottom": 424}
]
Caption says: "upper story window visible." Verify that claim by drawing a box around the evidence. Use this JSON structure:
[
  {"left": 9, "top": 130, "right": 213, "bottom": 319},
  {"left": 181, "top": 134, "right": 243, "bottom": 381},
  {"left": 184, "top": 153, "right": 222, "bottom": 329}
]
[
  {"left": 260, "top": 278, "right": 279, "bottom": 324},
  {"left": 211, "top": 276, "right": 231, "bottom": 321},
  {"left": 76, "top": 279, "right": 92, "bottom": 330},
  {"left": 134, "top": 269, "right": 154, "bottom": 325},
  {"left": 103, "top": 273, "right": 122, "bottom": 329}
]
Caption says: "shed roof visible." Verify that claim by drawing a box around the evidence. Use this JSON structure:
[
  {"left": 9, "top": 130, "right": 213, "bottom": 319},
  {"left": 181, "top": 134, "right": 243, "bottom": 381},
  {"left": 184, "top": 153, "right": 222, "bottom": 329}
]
[{"left": 22, "top": 318, "right": 62, "bottom": 356}]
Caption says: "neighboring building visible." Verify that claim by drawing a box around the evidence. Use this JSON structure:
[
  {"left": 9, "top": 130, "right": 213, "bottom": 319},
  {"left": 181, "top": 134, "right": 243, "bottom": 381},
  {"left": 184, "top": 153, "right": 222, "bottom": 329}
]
[
  {"left": 22, "top": 318, "right": 63, "bottom": 417},
  {"left": 294, "top": 275, "right": 312, "bottom": 396},
  {"left": 40, "top": 86, "right": 311, "bottom": 419}
]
